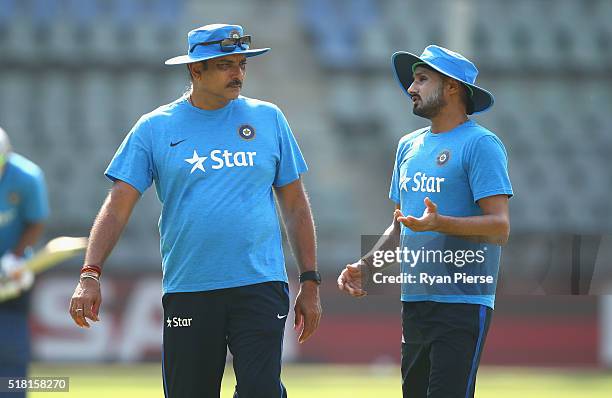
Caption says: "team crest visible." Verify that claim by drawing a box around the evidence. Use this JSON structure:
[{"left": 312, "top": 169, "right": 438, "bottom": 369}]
[
  {"left": 436, "top": 150, "right": 450, "bottom": 166},
  {"left": 238, "top": 125, "right": 256, "bottom": 140},
  {"left": 8, "top": 192, "right": 20, "bottom": 205}
]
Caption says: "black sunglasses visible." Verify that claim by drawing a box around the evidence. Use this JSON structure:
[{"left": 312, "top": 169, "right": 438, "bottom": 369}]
[{"left": 189, "top": 35, "right": 252, "bottom": 54}]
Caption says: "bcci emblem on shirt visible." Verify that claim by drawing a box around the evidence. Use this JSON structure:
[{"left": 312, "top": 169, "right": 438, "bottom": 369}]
[
  {"left": 436, "top": 150, "right": 450, "bottom": 166},
  {"left": 238, "top": 125, "right": 256, "bottom": 140}
]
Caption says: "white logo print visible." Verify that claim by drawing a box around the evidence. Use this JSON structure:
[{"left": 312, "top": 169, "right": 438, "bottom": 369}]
[
  {"left": 401, "top": 172, "right": 445, "bottom": 193},
  {"left": 399, "top": 175, "right": 412, "bottom": 192},
  {"left": 185, "top": 150, "right": 208, "bottom": 174},
  {"left": 166, "top": 316, "right": 193, "bottom": 328},
  {"left": 277, "top": 314, "right": 288, "bottom": 319},
  {"left": 185, "top": 149, "right": 257, "bottom": 174}
]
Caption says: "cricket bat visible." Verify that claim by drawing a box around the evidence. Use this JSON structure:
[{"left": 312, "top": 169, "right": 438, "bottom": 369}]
[
  {"left": 0, "top": 237, "right": 87, "bottom": 302},
  {"left": 24, "top": 236, "right": 88, "bottom": 274}
]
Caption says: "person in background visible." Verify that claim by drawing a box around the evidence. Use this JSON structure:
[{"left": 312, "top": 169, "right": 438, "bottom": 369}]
[{"left": 0, "top": 127, "right": 50, "bottom": 397}]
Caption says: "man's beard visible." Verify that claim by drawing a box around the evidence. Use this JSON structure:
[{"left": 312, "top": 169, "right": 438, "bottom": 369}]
[{"left": 412, "top": 84, "right": 446, "bottom": 119}]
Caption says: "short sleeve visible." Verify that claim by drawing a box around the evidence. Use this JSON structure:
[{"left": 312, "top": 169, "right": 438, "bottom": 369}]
[
  {"left": 389, "top": 141, "right": 403, "bottom": 204},
  {"left": 273, "top": 109, "right": 308, "bottom": 187},
  {"left": 467, "top": 135, "right": 513, "bottom": 203},
  {"left": 22, "top": 170, "right": 50, "bottom": 223},
  {"left": 105, "top": 116, "right": 154, "bottom": 194}
]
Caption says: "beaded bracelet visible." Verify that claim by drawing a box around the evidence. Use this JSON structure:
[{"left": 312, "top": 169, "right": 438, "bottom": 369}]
[{"left": 80, "top": 271, "right": 100, "bottom": 283}]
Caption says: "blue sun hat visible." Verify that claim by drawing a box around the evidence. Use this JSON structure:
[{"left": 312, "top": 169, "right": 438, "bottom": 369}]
[
  {"left": 392, "top": 45, "right": 494, "bottom": 114},
  {"left": 165, "top": 24, "right": 270, "bottom": 65}
]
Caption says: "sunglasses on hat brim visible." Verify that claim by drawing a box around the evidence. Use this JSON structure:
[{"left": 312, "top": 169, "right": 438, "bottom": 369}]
[{"left": 189, "top": 35, "right": 252, "bottom": 54}]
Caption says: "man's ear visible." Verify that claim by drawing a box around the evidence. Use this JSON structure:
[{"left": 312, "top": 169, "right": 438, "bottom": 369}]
[
  {"left": 446, "top": 77, "right": 462, "bottom": 96},
  {"left": 187, "top": 63, "right": 197, "bottom": 81},
  {"left": 188, "top": 62, "right": 206, "bottom": 81}
]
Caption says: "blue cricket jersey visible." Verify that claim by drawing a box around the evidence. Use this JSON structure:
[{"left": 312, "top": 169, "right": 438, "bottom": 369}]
[
  {"left": 106, "top": 96, "right": 308, "bottom": 293},
  {"left": 0, "top": 153, "right": 50, "bottom": 256},
  {"left": 389, "top": 120, "right": 513, "bottom": 309}
]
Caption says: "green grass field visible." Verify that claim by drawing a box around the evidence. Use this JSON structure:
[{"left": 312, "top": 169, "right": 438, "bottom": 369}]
[{"left": 28, "top": 363, "right": 612, "bottom": 397}]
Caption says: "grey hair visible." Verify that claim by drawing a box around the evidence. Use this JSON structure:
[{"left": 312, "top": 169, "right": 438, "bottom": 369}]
[{"left": 182, "top": 61, "right": 208, "bottom": 98}]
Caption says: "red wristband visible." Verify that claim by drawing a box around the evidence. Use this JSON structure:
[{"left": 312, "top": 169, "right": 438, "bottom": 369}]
[{"left": 81, "top": 264, "right": 102, "bottom": 276}]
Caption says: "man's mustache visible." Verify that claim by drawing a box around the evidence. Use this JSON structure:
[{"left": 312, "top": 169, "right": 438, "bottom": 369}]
[{"left": 227, "top": 80, "right": 243, "bottom": 88}]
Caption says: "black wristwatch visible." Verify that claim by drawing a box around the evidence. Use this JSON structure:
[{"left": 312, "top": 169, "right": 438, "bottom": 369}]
[{"left": 299, "top": 271, "right": 321, "bottom": 285}]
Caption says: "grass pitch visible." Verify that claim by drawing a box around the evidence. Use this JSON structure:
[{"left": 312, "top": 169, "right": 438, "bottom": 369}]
[{"left": 29, "top": 363, "right": 612, "bottom": 397}]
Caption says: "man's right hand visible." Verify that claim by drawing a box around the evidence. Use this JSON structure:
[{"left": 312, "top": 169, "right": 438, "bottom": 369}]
[
  {"left": 67, "top": 181, "right": 139, "bottom": 329},
  {"left": 69, "top": 278, "right": 101, "bottom": 328},
  {"left": 337, "top": 261, "right": 367, "bottom": 297}
]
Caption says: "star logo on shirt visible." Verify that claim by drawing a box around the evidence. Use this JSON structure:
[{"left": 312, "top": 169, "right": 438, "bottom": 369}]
[
  {"left": 400, "top": 175, "right": 412, "bottom": 192},
  {"left": 166, "top": 317, "right": 172, "bottom": 327},
  {"left": 184, "top": 150, "right": 207, "bottom": 174}
]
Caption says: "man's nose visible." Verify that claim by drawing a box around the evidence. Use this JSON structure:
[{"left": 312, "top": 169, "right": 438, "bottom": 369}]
[
  {"left": 232, "top": 65, "right": 244, "bottom": 79},
  {"left": 407, "top": 82, "right": 417, "bottom": 96}
]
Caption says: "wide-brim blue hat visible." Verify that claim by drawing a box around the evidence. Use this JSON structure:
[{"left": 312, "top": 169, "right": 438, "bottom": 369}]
[
  {"left": 165, "top": 24, "right": 270, "bottom": 65},
  {"left": 392, "top": 45, "right": 494, "bottom": 114}
]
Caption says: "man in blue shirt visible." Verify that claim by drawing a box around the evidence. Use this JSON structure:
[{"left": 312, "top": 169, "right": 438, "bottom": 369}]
[
  {"left": 0, "top": 127, "right": 50, "bottom": 397},
  {"left": 69, "top": 24, "right": 321, "bottom": 398},
  {"left": 338, "top": 45, "right": 512, "bottom": 398}
]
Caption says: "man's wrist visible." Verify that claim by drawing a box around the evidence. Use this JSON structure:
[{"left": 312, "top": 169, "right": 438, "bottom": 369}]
[
  {"left": 432, "top": 214, "right": 447, "bottom": 232},
  {"left": 300, "top": 280, "right": 319, "bottom": 289},
  {"left": 80, "top": 264, "right": 102, "bottom": 284},
  {"left": 80, "top": 275, "right": 100, "bottom": 284},
  {"left": 11, "top": 249, "right": 25, "bottom": 258},
  {"left": 359, "top": 257, "right": 373, "bottom": 283},
  {"left": 299, "top": 270, "right": 321, "bottom": 285}
]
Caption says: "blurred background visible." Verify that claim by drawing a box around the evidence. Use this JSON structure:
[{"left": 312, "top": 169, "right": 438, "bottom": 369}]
[{"left": 1, "top": 0, "right": 611, "bottom": 396}]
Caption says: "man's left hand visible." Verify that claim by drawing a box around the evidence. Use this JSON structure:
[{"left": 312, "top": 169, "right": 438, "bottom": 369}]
[
  {"left": 395, "top": 197, "right": 440, "bottom": 232},
  {"left": 1, "top": 252, "right": 25, "bottom": 278},
  {"left": 0, "top": 252, "right": 34, "bottom": 300},
  {"left": 293, "top": 281, "right": 322, "bottom": 344}
]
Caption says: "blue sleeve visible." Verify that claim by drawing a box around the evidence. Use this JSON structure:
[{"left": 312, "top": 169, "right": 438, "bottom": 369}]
[
  {"left": 22, "top": 170, "right": 50, "bottom": 223},
  {"left": 105, "top": 116, "right": 155, "bottom": 194},
  {"left": 389, "top": 141, "right": 402, "bottom": 204},
  {"left": 273, "top": 109, "right": 308, "bottom": 187},
  {"left": 467, "top": 135, "right": 513, "bottom": 203}
]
